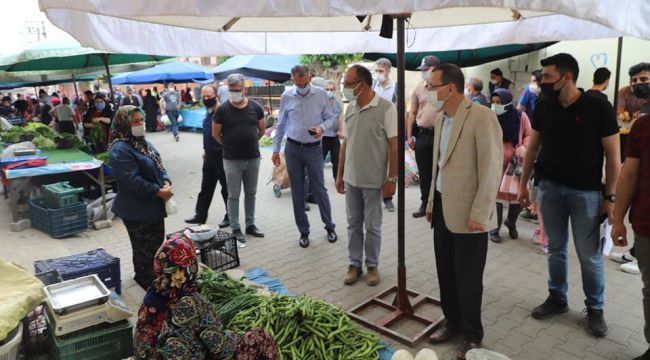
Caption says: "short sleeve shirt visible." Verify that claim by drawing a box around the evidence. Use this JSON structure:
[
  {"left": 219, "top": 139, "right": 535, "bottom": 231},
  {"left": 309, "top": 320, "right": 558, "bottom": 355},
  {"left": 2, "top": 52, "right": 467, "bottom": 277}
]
[
  {"left": 163, "top": 91, "right": 180, "bottom": 111},
  {"left": 214, "top": 100, "right": 263, "bottom": 160},
  {"left": 411, "top": 83, "right": 439, "bottom": 128},
  {"left": 52, "top": 104, "right": 75, "bottom": 121},
  {"left": 343, "top": 94, "right": 397, "bottom": 189},
  {"left": 532, "top": 92, "right": 619, "bottom": 191},
  {"left": 626, "top": 115, "right": 650, "bottom": 238}
]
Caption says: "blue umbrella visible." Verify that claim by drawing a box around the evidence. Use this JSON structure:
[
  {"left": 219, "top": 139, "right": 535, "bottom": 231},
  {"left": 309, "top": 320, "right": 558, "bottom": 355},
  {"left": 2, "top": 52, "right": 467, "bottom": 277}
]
[
  {"left": 211, "top": 55, "right": 299, "bottom": 82},
  {"left": 112, "top": 61, "right": 213, "bottom": 84}
]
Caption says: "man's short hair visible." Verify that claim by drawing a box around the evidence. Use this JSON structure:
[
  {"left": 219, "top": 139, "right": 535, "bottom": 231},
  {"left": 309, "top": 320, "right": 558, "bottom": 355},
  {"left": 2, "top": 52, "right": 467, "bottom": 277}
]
[
  {"left": 1, "top": 96, "right": 11, "bottom": 103},
  {"left": 349, "top": 64, "right": 373, "bottom": 87},
  {"left": 325, "top": 80, "right": 337, "bottom": 89},
  {"left": 311, "top": 77, "right": 328, "bottom": 89},
  {"left": 62, "top": 97, "right": 70, "bottom": 105},
  {"left": 374, "top": 58, "right": 392, "bottom": 71},
  {"left": 468, "top": 77, "right": 483, "bottom": 92},
  {"left": 435, "top": 64, "right": 465, "bottom": 94},
  {"left": 39, "top": 89, "right": 47, "bottom": 96},
  {"left": 490, "top": 68, "right": 503, "bottom": 77},
  {"left": 532, "top": 69, "right": 542, "bottom": 82},
  {"left": 291, "top": 65, "right": 309, "bottom": 77},
  {"left": 540, "top": 53, "right": 580, "bottom": 82},
  {"left": 629, "top": 62, "right": 650, "bottom": 77},
  {"left": 226, "top": 73, "right": 246, "bottom": 86},
  {"left": 202, "top": 84, "right": 219, "bottom": 95},
  {"left": 593, "top": 67, "right": 611, "bottom": 85}
]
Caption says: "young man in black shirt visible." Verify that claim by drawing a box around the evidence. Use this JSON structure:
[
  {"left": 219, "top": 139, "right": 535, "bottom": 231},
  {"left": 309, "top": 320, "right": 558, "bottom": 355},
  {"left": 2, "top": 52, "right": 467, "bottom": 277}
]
[
  {"left": 213, "top": 73, "right": 266, "bottom": 244},
  {"left": 518, "top": 53, "right": 620, "bottom": 337}
]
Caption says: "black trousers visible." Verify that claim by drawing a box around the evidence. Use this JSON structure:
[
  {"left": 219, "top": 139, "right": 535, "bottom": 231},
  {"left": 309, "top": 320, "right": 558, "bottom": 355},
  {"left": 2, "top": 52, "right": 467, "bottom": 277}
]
[
  {"left": 123, "top": 218, "right": 165, "bottom": 290},
  {"left": 57, "top": 121, "right": 76, "bottom": 135},
  {"left": 321, "top": 136, "right": 340, "bottom": 181},
  {"left": 195, "top": 150, "right": 228, "bottom": 222},
  {"left": 415, "top": 130, "right": 434, "bottom": 206},
  {"left": 432, "top": 191, "right": 488, "bottom": 343},
  {"left": 145, "top": 110, "right": 158, "bottom": 131}
]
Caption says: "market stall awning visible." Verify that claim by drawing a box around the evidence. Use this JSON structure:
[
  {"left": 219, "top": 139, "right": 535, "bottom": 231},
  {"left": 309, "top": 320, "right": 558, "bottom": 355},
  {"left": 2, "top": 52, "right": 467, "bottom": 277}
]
[
  {"left": 111, "top": 61, "right": 213, "bottom": 84},
  {"left": 38, "top": 1, "right": 648, "bottom": 56},
  {"left": 211, "top": 55, "right": 300, "bottom": 83},
  {"left": 364, "top": 42, "right": 557, "bottom": 70},
  {"left": 0, "top": 75, "right": 95, "bottom": 90}
]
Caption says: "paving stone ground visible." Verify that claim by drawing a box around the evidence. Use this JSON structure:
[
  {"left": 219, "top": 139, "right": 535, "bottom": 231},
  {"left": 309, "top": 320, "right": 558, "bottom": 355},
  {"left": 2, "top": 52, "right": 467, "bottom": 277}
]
[{"left": 2, "top": 131, "right": 646, "bottom": 360}]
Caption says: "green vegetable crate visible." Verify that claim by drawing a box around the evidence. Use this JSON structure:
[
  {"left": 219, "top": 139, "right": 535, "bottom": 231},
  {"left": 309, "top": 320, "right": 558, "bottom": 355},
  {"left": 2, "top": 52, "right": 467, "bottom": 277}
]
[{"left": 42, "top": 182, "right": 84, "bottom": 209}]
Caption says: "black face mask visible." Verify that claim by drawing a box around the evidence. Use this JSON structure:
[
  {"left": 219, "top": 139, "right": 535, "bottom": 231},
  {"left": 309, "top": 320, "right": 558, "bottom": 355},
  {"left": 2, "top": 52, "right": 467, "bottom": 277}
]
[
  {"left": 540, "top": 77, "right": 565, "bottom": 99},
  {"left": 203, "top": 97, "right": 217, "bottom": 108},
  {"left": 632, "top": 83, "right": 650, "bottom": 99}
]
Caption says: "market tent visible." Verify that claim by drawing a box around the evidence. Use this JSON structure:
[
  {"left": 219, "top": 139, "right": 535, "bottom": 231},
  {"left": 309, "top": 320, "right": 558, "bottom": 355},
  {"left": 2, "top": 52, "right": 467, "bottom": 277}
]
[
  {"left": 38, "top": 1, "right": 648, "bottom": 56},
  {"left": 0, "top": 76, "right": 95, "bottom": 90},
  {"left": 211, "top": 55, "right": 300, "bottom": 82},
  {"left": 365, "top": 42, "right": 557, "bottom": 70},
  {"left": 111, "top": 61, "right": 213, "bottom": 85}
]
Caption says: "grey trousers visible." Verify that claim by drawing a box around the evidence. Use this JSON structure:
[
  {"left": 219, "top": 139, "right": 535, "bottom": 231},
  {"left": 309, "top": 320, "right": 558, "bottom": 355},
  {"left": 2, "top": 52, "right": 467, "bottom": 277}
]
[
  {"left": 346, "top": 183, "right": 382, "bottom": 268},
  {"left": 635, "top": 232, "right": 650, "bottom": 343},
  {"left": 223, "top": 158, "right": 260, "bottom": 231}
]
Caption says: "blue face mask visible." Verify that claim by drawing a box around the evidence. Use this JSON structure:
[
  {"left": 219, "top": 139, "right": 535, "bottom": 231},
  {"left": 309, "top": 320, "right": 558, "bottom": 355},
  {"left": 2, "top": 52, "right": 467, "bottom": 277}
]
[
  {"left": 95, "top": 102, "right": 106, "bottom": 111},
  {"left": 326, "top": 91, "right": 335, "bottom": 99},
  {"left": 296, "top": 84, "right": 310, "bottom": 95}
]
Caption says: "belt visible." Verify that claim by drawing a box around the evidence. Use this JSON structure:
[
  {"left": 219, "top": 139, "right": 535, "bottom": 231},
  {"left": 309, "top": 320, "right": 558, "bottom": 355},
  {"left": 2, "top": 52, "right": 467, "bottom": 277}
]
[
  {"left": 287, "top": 138, "right": 321, "bottom": 147},
  {"left": 417, "top": 128, "right": 434, "bottom": 135}
]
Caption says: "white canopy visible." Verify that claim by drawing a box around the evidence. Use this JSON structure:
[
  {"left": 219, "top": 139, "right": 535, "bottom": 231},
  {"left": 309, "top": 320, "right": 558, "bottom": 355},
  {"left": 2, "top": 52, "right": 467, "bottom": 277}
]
[{"left": 38, "top": 0, "right": 650, "bottom": 56}]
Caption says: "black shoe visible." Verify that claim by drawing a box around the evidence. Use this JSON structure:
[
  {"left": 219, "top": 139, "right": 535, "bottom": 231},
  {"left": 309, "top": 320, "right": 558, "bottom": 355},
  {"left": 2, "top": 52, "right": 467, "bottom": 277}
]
[
  {"left": 306, "top": 195, "right": 317, "bottom": 204},
  {"left": 504, "top": 220, "right": 519, "bottom": 239},
  {"left": 457, "top": 341, "right": 481, "bottom": 360},
  {"left": 532, "top": 294, "right": 569, "bottom": 319},
  {"left": 232, "top": 229, "right": 246, "bottom": 244},
  {"left": 245, "top": 225, "right": 265, "bottom": 238},
  {"left": 327, "top": 229, "right": 338, "bottom": 243},
  {"left": 384, "top": 199, "right": 395, "bottom": 212},
  {"left": 520, "top": 208, "right": 538, "bottom": 222},
  {"left": 586, "top": 308, "right": 608, "bottom": 337},
  {"left": 489, "top": 229, "right": 502, "bottom": 243},
  {"left": 412, "top": 205, "right": 426, "bottom": 218},
  {"left": 299, "top": 234, "right": 310, "bottom": 248},
  {"left": 185, "top": 215, "right": 206, "bottom": 224},
  {"left": 633, "top": 348, "right": 650, "bottom": 360},
  {"left": 304, "top": 204, "right": 311, "bottom": 211},
  {"left": 218, "top": 215, "right": 230, "bottom": 228}
]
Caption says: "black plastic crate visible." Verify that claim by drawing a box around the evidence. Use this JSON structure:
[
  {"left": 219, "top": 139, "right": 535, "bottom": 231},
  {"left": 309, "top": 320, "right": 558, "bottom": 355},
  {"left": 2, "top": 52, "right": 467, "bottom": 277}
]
[
  {"left": 166, "top": 230, "right": 240, "bottom": 271},
  {"left": 29, "top": 198, "right": 88, "bottom": 238},
  {"left": 34, "top": 249, "right": 121, "bottom": 294},
  {"left": 21, "top": 271, "right": 63, "bottom": 357}
]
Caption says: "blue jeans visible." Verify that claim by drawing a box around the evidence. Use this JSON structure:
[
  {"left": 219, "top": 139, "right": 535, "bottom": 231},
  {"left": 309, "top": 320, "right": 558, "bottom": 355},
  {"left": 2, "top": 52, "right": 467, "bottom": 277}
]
[
  {"left": 167, "top": 110, "right": 179, "bottom": 136},
  {"left": 537, "top": 179, "right": 604, "bottom": 309},
  {"left": 284, "top": 141, "right": 335, "bottom": 235},
  {"left": 223, "top": 158, "right": 260, "bottom": 231}
]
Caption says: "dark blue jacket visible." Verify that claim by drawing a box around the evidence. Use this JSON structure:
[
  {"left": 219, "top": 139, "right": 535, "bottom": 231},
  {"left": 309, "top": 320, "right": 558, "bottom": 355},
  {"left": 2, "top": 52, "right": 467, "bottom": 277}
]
[
  {"left": 203, "top": 109, "right": 222, "bottom": 153},
  {"left": 109, "top": 140, "right": 171, "bottom": 221}
]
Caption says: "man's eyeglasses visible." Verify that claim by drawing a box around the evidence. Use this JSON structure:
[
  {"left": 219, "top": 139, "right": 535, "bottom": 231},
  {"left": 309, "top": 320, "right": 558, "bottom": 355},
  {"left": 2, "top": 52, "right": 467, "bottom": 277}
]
[
  {"left": 343, "top": 80, "right": 360, "bottom": 88},
  {"left": 426, "top": 83, "right": 448, "bottom": 90}
]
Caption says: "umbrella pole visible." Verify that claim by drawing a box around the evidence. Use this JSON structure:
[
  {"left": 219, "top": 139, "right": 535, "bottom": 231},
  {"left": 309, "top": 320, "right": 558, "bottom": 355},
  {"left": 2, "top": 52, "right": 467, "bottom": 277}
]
[
  {"left": 268, "top": 83, "right": 272, "bottom": 110},
  {"left": 347, "top": 15, "right": 443, "bottom": 347},
  {"left": 612, "top": 37, "right": 623, "bottom": 110},
  {"left": 102, "top": 54, "right": 116, "bottom": 109}
]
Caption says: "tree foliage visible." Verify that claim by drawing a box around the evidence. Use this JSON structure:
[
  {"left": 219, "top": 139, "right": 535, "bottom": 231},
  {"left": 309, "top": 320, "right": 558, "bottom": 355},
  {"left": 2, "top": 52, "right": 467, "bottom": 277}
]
[{"left": 299, "top": 54, "right": 363, "bottom": 69}]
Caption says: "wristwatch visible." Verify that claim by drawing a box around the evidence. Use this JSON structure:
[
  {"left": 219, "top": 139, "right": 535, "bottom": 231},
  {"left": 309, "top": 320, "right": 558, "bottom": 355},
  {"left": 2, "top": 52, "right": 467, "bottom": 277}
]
[
  {"left": 604, "top": 194, "right": 616, "bottom": 202},
  {"left": 387, "top": 176, "right": 398, "bottom": 184}
]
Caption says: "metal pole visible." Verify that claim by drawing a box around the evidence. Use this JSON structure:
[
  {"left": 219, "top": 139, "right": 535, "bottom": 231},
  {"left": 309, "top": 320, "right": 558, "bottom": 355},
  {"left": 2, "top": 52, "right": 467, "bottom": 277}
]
[
  {"left": 613, "top": 37, "right": 623, "bottom": 110},
  {"left": 102, "top": 54, "right": 116, "bottom": 110},
  {"left": 72, "top": 74, "right": 79, "bottom": 101}
]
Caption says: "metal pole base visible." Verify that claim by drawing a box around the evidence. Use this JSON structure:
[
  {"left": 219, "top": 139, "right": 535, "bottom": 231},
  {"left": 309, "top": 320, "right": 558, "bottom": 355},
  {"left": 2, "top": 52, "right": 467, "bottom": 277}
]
[{"left": 347, "top": 286, "right": 444, "bottom": 347}]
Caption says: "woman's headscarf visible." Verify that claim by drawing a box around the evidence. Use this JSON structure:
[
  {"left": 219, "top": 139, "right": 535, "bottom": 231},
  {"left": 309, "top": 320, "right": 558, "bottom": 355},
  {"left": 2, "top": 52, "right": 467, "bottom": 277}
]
[
  {"left": 492, "top": 88, "right": 520, "bottom": 146},
  {"left": 109, "top": 105, "right": 166, "bottom": 172}
]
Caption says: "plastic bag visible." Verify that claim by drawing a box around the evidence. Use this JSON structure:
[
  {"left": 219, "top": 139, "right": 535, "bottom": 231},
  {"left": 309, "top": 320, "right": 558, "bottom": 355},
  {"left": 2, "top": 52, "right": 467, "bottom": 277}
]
[
  {"left": 165, "top": 198, "right": 178, "bottom": 215},
  {"left": 161, "top": 114, "right": 171, "bottom": 126},
  {"left": 466, "top": 349, "right": 511, "bottom": 360}
]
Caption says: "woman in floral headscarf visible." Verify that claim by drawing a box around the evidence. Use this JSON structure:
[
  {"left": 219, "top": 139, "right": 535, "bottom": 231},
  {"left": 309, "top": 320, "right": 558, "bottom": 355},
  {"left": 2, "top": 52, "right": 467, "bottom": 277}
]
[
  {"left": 134, "top": 234, "right": 278, "bottom": 360},
  {"left": 109, "top": 105, "right": 174, "bottom": 289}
]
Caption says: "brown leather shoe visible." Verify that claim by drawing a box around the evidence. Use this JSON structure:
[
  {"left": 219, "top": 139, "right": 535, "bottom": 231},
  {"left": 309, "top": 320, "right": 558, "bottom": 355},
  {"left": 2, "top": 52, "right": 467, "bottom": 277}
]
[
  {"left": 344, "top": 265, "right": 362, "bottom": 285},
  {"left": 456, "top": 341, "right": 481, "bottom": 360},
  {"left": 429, "top": 323, "right": 459, "bottom": 344},
  {"left": 366, "top": 266, "right": 381, "bottom": 286}
]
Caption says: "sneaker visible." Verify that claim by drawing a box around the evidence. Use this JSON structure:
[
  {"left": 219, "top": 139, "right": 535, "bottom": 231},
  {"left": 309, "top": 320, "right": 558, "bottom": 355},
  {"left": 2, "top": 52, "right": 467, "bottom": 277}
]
[
  {"left": 585, "top": 308, "right": 608, "bottom": 337},
  {"left": 489, "top": 229, "right": 502, "bottom": 243},
  {"left": 384, "top": 199, "right": 395, "bottom": 212},
  {"left": 610, "top": 251, "right": 636, "bottom": 264},
  {"left": 232, "top": 230, "right": 247, "bottom": 248},
  {"left": 531, "top": 294, "right": 569, "bottom": 319},
  {"left": 621, "top": 261, "right": 640, "bottom": 274},
  {"left": 174, "top": 134, "right": 179, "bottom": 142},
  {"left": 519, "top": 208, "right": 538, "bottom": 223},
  {"left": 344, "top": 265, "right": 362, "bottom": 285}
]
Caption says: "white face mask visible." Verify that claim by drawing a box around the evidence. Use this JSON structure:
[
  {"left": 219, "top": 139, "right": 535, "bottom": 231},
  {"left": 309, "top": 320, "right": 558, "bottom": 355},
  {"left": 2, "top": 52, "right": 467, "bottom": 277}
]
[
  {"left": 376, "top": 74, "right": 386, "bottom": 83},
  {"left": 422, "top": 71, "right": 432, "bottom": 82},
  {"left": 229, "top": 91, "right": 244, "bottom": 103},
  {"left": 343, "top": 83, "right": 361, "bottom": 103},
  {"left": 489, "top": 79, "right": 498, "bottom": 85},
  {"left": 296, "top": 84, "right": 311, "bottom": 95},
  {"left": 464, "top": 88, "right": 472, "bottom": 97},
  {"left": 491, "top": 102, "right": 511, "bottom": 116},
  {"left": 426, "top": 86, "right": 450, "bottom": 110},
  {"left": 529, "top": 83, "right": 539, "bottom": 93},
  {"left": 131, "top": 124, "right": 145, "bottom": 137}
]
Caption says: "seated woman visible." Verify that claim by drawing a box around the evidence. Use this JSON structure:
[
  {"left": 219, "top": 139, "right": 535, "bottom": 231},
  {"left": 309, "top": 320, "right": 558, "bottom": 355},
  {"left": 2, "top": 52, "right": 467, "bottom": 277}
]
[{"left": 134, "top": 234, "right": 278, "bottom": 360}]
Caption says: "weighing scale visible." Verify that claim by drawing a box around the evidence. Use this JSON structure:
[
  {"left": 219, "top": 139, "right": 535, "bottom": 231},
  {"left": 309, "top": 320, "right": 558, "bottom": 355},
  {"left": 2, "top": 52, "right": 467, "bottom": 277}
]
[{"left": 46, "top": 293, "right": 133, "bottom": 336}]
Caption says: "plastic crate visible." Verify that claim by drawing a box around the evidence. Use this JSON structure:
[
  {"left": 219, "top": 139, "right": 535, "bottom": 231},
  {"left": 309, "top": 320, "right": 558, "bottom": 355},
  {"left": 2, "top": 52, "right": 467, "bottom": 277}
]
[
  {"left": 41, "top": 182, "right": 84, "bottom": 209},
  {"left": 0, "top": 323, "right": 22, "bottom": 360},
  {"left": 34, "top": 249, "right": 121, "bottom": 295},
  {"left": 21, "top": 271, "right": 63, "bottom": 357},
  {"left": 47, "top": 318, "right": 133, "bottom": 360},
  {"left": 29, "top": 198, "right": 88, "bottom": 239},
  {"left": 166, "top": 229, "right": 240, "bottom": 271}
]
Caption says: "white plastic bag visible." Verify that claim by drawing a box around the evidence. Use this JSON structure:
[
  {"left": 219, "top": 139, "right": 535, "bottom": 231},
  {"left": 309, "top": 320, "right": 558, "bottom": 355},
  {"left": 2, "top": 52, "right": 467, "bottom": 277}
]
[
  {"left": 165, "top": 198, "right": 177, "bottom": 215},
  {"left": 466, "top": 349, "right": 511, "bottom": 360},
  {"left": 161, "top": 114, "right": 171, "bottom": 126}
]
